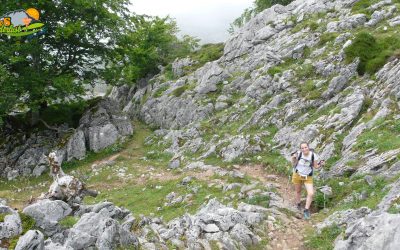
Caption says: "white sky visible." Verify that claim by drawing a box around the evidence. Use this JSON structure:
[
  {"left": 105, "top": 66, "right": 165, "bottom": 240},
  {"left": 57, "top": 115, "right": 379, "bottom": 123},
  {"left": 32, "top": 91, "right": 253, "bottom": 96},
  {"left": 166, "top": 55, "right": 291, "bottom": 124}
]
[{"left": 129, "top": 0, "right": 253, "bottom": 44}]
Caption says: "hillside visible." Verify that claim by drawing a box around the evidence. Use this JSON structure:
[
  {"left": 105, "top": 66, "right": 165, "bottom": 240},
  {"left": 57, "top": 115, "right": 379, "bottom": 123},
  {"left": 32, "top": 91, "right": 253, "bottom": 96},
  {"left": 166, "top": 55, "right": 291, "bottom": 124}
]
[{"left": 1, "top": 0, "right": 400, "bottom": 249}]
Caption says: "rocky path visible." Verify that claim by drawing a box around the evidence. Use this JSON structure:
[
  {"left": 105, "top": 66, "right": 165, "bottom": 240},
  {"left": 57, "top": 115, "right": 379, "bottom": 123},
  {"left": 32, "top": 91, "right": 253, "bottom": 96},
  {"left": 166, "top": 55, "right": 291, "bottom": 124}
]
[{"left": 239, "top": 165, "right": 313, "bottom": 250}]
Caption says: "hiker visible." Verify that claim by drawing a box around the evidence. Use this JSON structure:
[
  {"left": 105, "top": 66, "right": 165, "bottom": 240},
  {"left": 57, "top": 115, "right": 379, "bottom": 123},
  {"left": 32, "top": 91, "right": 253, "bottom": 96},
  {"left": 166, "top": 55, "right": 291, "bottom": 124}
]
[{"left": 291, "top": 142, "right": 325, "bottom": 220}]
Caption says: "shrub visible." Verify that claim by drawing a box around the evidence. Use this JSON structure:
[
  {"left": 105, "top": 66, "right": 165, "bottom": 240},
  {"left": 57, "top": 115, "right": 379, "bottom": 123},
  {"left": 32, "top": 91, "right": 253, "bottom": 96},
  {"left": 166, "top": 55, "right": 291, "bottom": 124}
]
[{"left": 344, "top": 32, "right": 400, "bottom": 75}]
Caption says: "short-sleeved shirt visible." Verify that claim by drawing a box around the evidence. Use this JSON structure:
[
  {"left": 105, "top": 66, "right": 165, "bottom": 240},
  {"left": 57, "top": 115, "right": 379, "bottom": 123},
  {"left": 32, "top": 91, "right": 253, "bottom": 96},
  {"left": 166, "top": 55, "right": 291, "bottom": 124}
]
[{"left": 295, "top": 151, "right": 319, "bottom": 176}]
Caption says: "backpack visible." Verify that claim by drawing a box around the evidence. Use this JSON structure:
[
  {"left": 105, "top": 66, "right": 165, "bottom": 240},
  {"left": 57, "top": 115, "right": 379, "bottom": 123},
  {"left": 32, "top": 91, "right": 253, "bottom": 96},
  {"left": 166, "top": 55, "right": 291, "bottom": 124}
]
[{"left": 295, "top": 151, "right": 314, "bottom": 177}]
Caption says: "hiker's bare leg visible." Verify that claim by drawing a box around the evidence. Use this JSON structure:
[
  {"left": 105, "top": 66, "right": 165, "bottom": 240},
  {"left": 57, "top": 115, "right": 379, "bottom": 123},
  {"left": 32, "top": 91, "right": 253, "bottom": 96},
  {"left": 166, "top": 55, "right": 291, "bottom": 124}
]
[
  {"left": 294, "top": 184, "right": 302, "bottom": 204},
  {"left": 304, "top": 183, "right": 314, "bottom": 209}
]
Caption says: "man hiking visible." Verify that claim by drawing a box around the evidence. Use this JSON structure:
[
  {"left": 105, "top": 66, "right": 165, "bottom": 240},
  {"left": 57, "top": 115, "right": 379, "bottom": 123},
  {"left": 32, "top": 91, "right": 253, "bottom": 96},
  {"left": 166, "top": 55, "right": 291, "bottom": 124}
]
[{"left": 291, "top": 142, "right": 325, "bottom": 220}]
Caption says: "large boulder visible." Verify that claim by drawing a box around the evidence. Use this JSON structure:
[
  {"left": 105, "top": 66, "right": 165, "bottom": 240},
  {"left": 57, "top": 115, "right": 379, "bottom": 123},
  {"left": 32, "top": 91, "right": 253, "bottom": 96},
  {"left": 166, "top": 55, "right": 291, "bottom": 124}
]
[
  {"left": 64, "top": 207, "right": 138, "bottom": 249},
  {"left": 15, "top": 230, "right": 44, "bottom": 250},
  {"left": 0, "top": 205, "right": 22, "bottom": 240},
  {"left": 334, "top": 212, "right": 400, "bottom": 250},
  {"left": 23, "top": 199, "right": 72, "bottom": 236},
  {"left": 78, "top": 98, "right": 133, "bottom": 152}
]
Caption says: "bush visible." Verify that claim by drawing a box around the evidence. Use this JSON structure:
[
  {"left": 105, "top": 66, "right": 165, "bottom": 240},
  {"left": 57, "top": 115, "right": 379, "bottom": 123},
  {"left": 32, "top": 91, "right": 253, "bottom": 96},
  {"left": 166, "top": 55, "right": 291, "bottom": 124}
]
[{"left": 344, "top": 32, "right": 400, "bottom": 75}]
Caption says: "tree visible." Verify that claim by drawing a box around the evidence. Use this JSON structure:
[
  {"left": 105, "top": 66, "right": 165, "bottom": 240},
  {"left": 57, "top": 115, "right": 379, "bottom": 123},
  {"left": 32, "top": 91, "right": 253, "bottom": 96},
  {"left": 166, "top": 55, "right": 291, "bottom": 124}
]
[
  {"left": 0, "top": 0, "right": 131, "bottom": 125},
  {"left": 0, "top": 1, "right": 199, "bottom": 126},
  {"left": 105, "top": 15, "right": 200, "bottom": 84}
]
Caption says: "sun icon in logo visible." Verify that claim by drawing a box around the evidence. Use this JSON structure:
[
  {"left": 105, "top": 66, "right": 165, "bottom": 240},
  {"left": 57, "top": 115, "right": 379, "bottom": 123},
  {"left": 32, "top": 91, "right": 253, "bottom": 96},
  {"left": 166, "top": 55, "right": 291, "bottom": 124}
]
[{"left": 25, "top": 8, "right": 40, "bottom": 21}]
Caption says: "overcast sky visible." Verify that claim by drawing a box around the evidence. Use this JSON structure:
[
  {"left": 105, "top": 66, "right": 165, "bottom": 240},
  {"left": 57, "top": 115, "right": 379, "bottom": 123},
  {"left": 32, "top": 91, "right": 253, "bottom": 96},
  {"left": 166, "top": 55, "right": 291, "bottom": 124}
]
[{"left": 129, "top": 0, "right": 253, "bottom": 44}]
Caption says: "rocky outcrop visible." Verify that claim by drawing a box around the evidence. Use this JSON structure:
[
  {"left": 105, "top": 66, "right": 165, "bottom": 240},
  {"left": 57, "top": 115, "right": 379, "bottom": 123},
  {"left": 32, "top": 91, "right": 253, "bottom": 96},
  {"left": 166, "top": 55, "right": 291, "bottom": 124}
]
[
  {"left": 0, "top": 97, "right": 133, "bottom": 180},
  {"left": 0, "top": 204, "right": 22, "bottom": 240},
  {"left": 23, "top": 199, "right": 72, "bottom": 236},
  {"left": 15, "top": 230, "right": 44, "bottom": 250}
]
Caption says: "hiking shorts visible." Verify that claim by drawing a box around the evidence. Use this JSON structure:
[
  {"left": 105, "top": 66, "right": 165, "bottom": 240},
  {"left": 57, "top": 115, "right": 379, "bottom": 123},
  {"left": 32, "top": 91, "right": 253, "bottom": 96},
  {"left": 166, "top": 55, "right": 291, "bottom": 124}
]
[{"left": 292, "top": 172, "right": 313, "bottom": 185}]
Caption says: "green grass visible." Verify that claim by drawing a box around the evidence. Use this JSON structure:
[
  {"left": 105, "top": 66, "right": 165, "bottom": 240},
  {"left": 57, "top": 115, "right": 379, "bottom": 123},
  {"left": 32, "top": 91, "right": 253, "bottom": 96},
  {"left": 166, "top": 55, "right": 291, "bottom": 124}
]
[
  {"left": 6, "top": 213, "right": 37, "bottom": 250},
  {"left": 0, "top": 213, "right": 9, "bottom": 222},
  {"left": 153, "top": 85, "right": 169, "bottom": 98},
  {"left": 170, "top": 84, "right": 191, "bottom": 97},
  {"left": 297, "top": 80, "right": 322, "bottom": 100},
  {"left": 319, "top": 32, "right": 339, "bottom": 46},
  {"left": 84, "top": 178, "right": 239, "bottom": 222},
  {"left": 351, "top": 0, "right": 380, "bottom": 17},
  {"left": 353, "top": 117, "right": 400, "bottom": 154},
  {"left": 305, "top": 224, "right": 343, "bottom": 250},
  {"left": 59, "top": 216, "right": 79, "bottom": 228},
  {"left": 246, "top": 194, "right": 270, "bottom": 208},
  {"left": 267, "top": 58, "right": 296, "bottom": 76},
  {"left": 313, "top": 175, "right": 389, "bottom": 216},
  {"left": 171, "top": 43, "right": 225, "bottom": 77},
  {"left": 344, "top": 32, "right": 400, "bottom": 75}
]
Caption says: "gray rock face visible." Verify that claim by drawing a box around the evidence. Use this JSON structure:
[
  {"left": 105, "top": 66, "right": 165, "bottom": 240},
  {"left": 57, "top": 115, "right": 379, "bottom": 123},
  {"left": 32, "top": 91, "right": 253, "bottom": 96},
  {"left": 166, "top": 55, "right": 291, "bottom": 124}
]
[
  {"left": 194, "top": 61, "right": 229, "bottom": 94},
  {"left": 0, "top": 205, "right": 22, "bottom": 240},
  {"left": 172, "top": 57, "right": 196, "bottom": 77},
  {"left": 327, "top": 14, "right": 367, "bottom": 32},
  {"left": 15, "top": 230, "right": 45, "bottom": 250},
  {"left": 334, "top": 212, "right": 400, "bottom": 250},
  {"left": 0, "top": 130, "right": 61, "bottom": 180},
  {"left": 316, "top": 207, "right": 371, "bottom": 232},
  {"left": 65, "top": 207, "right": 138, "bottom": 250},
  {"left": 66, "top": 129, "right": 86, "bottom": 161},
  {"left": 331, "top": 179, "right": 400, "bottom": 249},
  {"left": 23, "top": 199, "right": 72, "bottom": 236},
  {"left": 1, "top": 97, "right": 133, "bottom": 179},
  {"left": 79, "top": 98, "right": 133, "bottom": 152}
]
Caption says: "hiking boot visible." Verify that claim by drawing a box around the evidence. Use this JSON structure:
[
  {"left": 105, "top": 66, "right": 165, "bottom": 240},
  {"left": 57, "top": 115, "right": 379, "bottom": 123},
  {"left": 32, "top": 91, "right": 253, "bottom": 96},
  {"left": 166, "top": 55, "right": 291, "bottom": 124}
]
[{"left": 303, "top": 209, "right": 311, "bottom": 220}]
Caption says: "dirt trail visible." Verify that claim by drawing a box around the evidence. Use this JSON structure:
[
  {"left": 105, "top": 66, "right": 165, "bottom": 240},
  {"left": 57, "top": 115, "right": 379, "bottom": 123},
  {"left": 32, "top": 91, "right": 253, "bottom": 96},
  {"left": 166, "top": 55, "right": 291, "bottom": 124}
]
[{"left": 239, "top": 165, "right": 313, "bottom": 250}]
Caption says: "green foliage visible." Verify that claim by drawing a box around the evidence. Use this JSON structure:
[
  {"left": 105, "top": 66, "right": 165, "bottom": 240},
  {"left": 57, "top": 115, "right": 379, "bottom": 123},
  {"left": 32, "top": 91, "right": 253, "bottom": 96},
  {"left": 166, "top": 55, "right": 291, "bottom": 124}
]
[
  {"left": 59, "top": 216, "right": 79, "bottom": 228},
  {"left": 344, "top": 32, "right": 400, "bottom": 75},
  {"left": 305, "top": 224, "right": 343, "bottom": 250},
  {"left": 19, "top": 212, "right": 36, "bottom": 235},
  {"left": 110, "top": 16, "right": 199, "bottom": 84},
  {"left": 351, "top": 0, "right": 379, "bottom": 16},
  {"left": 171, "top": 84, "right": 192, "bottom": 97},
  {"left": 297, "top": 64, "right": 315, "bottom": 79},
  {"left": 62, "top": 140, "right": 127, "bottom": 171},
  {"left": 0, "top": 0, "right": 132, "bottom": 122},
  {"left": 353, "top": 117, "right": 400, "bottom": 154},
  {"left": 153, "top": 85, "right": 169, "bottom": 98},
  {"left": 298, "top": 80, "right": 321, "bottom": 100},
  {"left": 319, "top": 32, "right": 339, "bottom": 46},
  {"left": 190, "top": 43, "right": 224, "bottom": 66},
  {"left": 0, "top": 1, "right": 200, "bottom": 124},
  {"left": 267, "top": 66, "right": 283, "bottom": 76}
]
